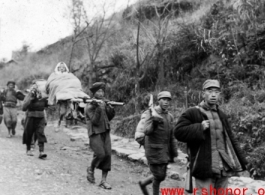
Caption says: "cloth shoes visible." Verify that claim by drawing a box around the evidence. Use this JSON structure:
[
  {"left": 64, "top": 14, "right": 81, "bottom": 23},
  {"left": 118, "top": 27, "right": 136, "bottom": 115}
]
[
  {"left": 99, "top": 181, "right": 112, "bottom": 190},
  {"left": 138, "top": 176, "right": 153, "bottom": 195},
  {"left": 26, "top": 150, "right": 34, "bottom": 156},
  {"left": 39, "top": 152, "right": 47, "bottom": 159},
  {"left": 87, "top": 167, "right": 95, "bottom": 184}
]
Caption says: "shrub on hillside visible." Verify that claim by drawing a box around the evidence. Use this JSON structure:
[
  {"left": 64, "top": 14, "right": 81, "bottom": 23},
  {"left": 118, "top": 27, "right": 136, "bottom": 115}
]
[
  {"left": 221, "top": 88, "right": 265, "bottom": 180},
  {"left": 113, "top": 114, "right": 141, "bottom": 138},
  {"left": 247, "top": 146, "right": 265, "bottom": 180}
]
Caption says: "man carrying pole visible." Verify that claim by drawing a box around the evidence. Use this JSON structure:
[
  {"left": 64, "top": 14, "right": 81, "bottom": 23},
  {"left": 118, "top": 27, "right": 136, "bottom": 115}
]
[{"left": 85, "top": 82, "right": 116, "bottom": 190}]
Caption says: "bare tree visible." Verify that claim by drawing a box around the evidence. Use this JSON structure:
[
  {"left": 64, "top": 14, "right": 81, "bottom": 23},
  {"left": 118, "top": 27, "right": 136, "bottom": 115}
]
[
  {"left": 141, "top": 1, "right": 174, "bottom": 89},
  {"left": 69, "top": 0, "right": 89, "bottom": 71},
  {"left": 134, "top": 1, "right": 156, "bottom": 113},
  {"left": 70, "top": 0, "right": 118, "bottom": 90},
  {"left": 131, "top": 1, "right": 174, "bottom": 113},
  {"left": 84, "top": 7, "right": 116, "bottom": 89}
]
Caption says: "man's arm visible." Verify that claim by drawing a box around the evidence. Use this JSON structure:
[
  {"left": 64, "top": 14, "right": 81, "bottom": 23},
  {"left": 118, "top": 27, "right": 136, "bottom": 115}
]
[
  {"left": 16, "top": 91, "right": 25, "bottom": 101},
  {"left": 22, "top": 93, "right": 34, "bottom": 111},
  {"left": 85, "top": 103, "right": 101, "bottom": 126},
  {"left": 0, "top": 89, "right": 6, "bottom": 101},
  {"left": 174, "top": 108, "right": 206, "bottom": 143},
  {"left": 105, "top": 104, "right": 115, "bottom": 121}
]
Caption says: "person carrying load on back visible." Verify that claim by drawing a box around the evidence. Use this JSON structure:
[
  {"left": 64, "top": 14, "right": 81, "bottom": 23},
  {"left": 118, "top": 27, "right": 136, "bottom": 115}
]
[
  {"left": 135, "top": 91, "right": 178, "bottom": 195},
  {"left": 22, "top": 80, "right": 49, "bottom": 159},
  {"left": 85, "top": 82, "right": 116, "bottom": 190},
  {"left": 0, "top": 81, "right": 25, "bottom": 138}
]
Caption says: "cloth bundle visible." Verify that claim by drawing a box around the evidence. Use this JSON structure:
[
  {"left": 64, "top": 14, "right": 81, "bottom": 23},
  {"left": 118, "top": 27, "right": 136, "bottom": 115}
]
[
  {"left": 45, "top": 72, "right": 89, "bottom": 105},
  {"left": 34, "top": 80, "right": 48, "bottom": 99}
]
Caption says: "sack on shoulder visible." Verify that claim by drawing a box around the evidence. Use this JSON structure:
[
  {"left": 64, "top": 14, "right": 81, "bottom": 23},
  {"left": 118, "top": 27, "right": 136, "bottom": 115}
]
[{"left": 135, "top": 109, "right": 151, "bottom": 147}]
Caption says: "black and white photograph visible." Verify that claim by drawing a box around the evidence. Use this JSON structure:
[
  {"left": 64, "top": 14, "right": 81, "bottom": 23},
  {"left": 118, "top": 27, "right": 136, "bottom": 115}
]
[{"left": 0, "top": 0, "right": 265, "bottom": 194}]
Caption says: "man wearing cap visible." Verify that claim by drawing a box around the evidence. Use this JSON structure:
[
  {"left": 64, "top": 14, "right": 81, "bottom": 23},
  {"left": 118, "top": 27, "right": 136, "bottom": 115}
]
[
  {"left": 84, "top": 82, "right": 115, "bottom": 189},
  {"left": 137, "top": 91, "right": 178, "bottom": 195},
  {"left": 0, "top": 81, "right": 25, "bottom": 137},
  {"left": 174, "top": 79, "right": 251, "bottom": 194}
]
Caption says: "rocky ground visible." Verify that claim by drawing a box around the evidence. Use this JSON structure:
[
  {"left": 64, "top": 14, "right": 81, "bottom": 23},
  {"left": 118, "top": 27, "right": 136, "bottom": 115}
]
[{"left": 0, "top": 112, "right": 184, "bottom": 195}]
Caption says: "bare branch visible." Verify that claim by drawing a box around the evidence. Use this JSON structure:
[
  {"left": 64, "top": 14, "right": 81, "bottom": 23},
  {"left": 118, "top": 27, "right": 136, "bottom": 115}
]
[
  {"left": 136, "top": 14, "right": 141, "bottom": 71},
  {"left": 98, "top": 64, "right": 119, "bottom": 69}
]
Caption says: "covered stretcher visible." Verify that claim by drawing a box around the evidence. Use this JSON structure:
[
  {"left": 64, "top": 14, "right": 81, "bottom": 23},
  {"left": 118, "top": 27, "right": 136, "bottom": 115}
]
[{"left": 45, "top": 62, "right": 90, "bottom": 106}]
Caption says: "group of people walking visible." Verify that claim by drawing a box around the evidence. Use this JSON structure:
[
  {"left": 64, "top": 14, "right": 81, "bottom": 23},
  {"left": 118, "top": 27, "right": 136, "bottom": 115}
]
[
  {"left": 0, "top": 76, "right": 255, "bottom": 194},
  {"left": 84, "top": 78, "right": 255, "bottom": 194},
  {"left": 135, "top": 79, "right": 254, "bottom": 195},
  {"left": 0, "top": 80, "right": 48, "bottom": 159}
]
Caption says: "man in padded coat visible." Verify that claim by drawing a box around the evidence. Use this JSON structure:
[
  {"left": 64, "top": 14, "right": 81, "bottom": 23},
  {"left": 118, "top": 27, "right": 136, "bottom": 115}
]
[
  {"left": 174, "top": 79, "right": 254, "bottom": 195},
  {"left": 85, "top": 82, "right": 115, "bottom": 190},
  {"left": 136, "top": 91, "right": 178, "bottom": 195}
]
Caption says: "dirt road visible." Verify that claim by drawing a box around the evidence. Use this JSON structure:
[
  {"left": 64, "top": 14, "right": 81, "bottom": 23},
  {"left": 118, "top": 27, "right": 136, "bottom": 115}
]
[{"left": 0, "top": 112, "right": 183, "bottom": 195}]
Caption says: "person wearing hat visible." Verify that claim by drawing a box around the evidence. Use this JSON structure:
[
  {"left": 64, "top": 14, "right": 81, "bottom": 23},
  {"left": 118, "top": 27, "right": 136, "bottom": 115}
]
[
  {"left": 174, "top": 79, "right": 253, "bottom": 194},
  {"left": 84, "top": 82, "right": 115, "bottom": 189},
  {"left": 0, "top": 81, "right": 25, "bottom": 137},
  {"left": 137, "top": 91, "right": 178, "bottom": 195}
]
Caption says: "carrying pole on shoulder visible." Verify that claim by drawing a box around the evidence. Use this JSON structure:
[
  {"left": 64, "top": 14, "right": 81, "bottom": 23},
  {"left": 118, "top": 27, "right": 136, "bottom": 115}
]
[
  {"left": 71, "top": 98, "right": 124, "bottom": 106},
  {"left": 148, "top": 94, "right": 163, "bottom": 120}
]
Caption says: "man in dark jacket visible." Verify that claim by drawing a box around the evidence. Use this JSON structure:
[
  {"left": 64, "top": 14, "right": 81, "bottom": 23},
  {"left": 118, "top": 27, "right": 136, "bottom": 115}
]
[
  {"left": 137, "top": 91, "right": 178, "bottom": 195},
  {"left": 174, "top": 80, "right": 251, "bottom": 194},
  {"left": 85, "top": 82, "right": 115, "bottom": 190},
  {"left": 0, "top": 81, "right": 25, "bottom": 137}
]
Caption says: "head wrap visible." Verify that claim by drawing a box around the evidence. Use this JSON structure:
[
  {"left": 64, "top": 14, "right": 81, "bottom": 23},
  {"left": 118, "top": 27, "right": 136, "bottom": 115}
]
[
  {"left": 157, "top": 91, "right": 172, "bottom": 100},
  {"left": 90, "top": 82, "right": 106, "bottom": 94},
  {"left": 54, "top": 62, "right": 69, "bottom": 74},
  {"left": 203, "top": 79, "right": 220, "bottom": 90},
  {"left": 7, "top": 81, "right": 16, "bottom": 86}
]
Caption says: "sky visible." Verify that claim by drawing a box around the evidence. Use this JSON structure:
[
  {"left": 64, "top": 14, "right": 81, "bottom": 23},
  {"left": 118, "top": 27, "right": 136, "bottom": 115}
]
[{"left": 0, "top": 0, "right": 136, "bottom": 60}]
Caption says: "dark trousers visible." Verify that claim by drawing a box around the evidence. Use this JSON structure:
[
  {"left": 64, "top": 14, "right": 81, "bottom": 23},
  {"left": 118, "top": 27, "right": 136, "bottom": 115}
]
[
  {"left": 23, "top": 117, "right": 47, "bottom": 152},
  {"left": 149, "top": 163, "right": 168, "bottom": 195},
  {"left": 89, "top": 132, "right": 111, "bottom": 171}
]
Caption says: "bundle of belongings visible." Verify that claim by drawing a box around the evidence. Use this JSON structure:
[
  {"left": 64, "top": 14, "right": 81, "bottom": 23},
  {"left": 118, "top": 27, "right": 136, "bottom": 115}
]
[
  {"left": 30, "top": 79, "right": 48, "bottom": 99},
  {"left": 45, "top": 62, "right": 90, "bottom": 105}
]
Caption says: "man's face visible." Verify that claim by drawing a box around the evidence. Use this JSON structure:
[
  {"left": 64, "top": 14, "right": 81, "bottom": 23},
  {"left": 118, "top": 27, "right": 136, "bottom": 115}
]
[
  {"left": 202, "top": 87, "right": 221, "bottom": 105},
  {"left": 158, "top": 97, "right": 171, "bottom": 110},
  {"left": 94, "top": 89, "right": 104, "bottom": 99},
  {"left": 58, "top": 64, "right": 66, "bottom": 72},
  {"left": 8, "top": 83, "right": 14, "bottom": 89}
]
